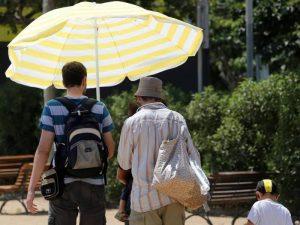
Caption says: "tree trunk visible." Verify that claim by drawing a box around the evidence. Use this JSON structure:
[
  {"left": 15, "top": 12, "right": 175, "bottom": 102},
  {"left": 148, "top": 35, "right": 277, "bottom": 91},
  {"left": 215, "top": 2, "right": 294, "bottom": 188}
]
[
  {"left": 43, "top": 0, "right": 56, "bottom": 104},
  {"left": 42, "top": 0, "right": 56, "bottom": 161}
]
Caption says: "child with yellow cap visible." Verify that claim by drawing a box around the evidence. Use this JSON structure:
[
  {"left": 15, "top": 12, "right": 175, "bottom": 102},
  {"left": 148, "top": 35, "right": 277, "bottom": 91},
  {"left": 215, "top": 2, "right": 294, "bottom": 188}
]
[{"left": 245, "top": 179, "right": 293, "bottom": 225}]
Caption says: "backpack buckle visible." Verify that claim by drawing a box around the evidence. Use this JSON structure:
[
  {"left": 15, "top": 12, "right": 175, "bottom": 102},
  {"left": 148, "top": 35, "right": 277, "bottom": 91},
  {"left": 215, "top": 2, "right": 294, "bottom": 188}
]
[{"left": 72, "top": 109, "right": 88, "bottom": 116}]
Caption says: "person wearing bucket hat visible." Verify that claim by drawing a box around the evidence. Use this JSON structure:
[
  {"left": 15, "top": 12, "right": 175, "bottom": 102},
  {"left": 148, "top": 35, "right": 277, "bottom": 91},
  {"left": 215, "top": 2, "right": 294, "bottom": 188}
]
[
  {"left": 117, "top": 77, "right": 196, "bottom": 225},
  {"left": 134, "top": 77, "right": 163, "bottom": 100},
  {"left": 246, "top": 179, "right": 293, "bottom": 225}
]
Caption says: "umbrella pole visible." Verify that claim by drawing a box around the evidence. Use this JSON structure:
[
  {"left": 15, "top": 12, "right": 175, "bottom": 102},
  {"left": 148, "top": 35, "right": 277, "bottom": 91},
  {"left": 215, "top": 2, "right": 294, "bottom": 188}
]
[{"left": 94, "top": 19, "right": 100, "bottom": 101}]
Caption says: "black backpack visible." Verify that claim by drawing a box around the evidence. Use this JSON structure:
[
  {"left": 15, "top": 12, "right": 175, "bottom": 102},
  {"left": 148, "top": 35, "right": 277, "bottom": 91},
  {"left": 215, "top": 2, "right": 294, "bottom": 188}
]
[{"left": 55, "top": 97, "right": 108, "bottom": 183}]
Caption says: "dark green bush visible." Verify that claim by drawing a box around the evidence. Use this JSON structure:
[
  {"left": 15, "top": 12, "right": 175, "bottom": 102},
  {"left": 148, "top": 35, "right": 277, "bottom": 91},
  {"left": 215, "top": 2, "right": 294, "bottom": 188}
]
[
  {"left": 186, "top": 73, "right": 300, "bottom": 214},
  {"left": 269, "top": 73, "right": 300, "bottom": 213},
  {"left": 0, "top": 81, "right": 42, "bottom": 155},
  {"left": 212, "top": 78, "right": 280, "bottom": 171},
  {"left": 104, "top": 87, "right": 136, "bottom": 205},
  {"left": 186, "top": 86, "right": 229, "bottom": 172}
]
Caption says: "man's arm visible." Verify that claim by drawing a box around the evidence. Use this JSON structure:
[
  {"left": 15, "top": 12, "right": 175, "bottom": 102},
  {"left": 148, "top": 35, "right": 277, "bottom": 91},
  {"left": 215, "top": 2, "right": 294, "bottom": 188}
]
[
  {"left": 117, "top": 121, "right": 133, "bottom": 170},
  {"left": 102, "top": 131, "right": 114, "bottom": 159},
  {"left": 26, "top": 130, "right": 55, "bottom": 214},
  {"left": 117, "top": 166, "right": 130, "bottom": 184}
]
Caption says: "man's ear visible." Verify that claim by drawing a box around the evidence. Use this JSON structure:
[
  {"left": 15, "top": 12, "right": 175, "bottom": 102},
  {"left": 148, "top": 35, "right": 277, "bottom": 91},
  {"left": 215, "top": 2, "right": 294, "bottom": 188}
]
[
  {"left": 63, "top": 80, "right": 67, "bottom": 88},
  {"left": 80, "top": 76, "right": 87, "bottom": 91},
  {"left": 82, "top": 76, "right": 87, "bottom": 86},
  {"left": 135, "top": 96, "right": 142, "bottom": 106},
  {"left": 255, "top": 191, "right": 262, "bottom": 200}
]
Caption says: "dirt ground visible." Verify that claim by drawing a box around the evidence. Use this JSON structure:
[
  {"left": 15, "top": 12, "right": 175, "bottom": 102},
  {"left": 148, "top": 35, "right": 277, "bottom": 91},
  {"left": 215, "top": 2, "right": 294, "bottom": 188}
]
[{"left": 0, "top": 197, "right": 247, "bottom": 225}]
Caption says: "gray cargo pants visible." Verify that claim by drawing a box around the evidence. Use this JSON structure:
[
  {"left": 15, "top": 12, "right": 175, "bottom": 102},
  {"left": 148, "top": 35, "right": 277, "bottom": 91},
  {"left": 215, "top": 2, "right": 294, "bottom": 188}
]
[{"left": 48, "top": 181, "right": 106, "bottom": 225}]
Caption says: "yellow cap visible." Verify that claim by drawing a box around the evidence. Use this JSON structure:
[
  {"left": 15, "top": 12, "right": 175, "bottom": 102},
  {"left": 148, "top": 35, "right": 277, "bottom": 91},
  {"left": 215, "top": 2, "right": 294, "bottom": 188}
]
[{"left": 263, "top": 179, "right": 272, "bottom": 193}]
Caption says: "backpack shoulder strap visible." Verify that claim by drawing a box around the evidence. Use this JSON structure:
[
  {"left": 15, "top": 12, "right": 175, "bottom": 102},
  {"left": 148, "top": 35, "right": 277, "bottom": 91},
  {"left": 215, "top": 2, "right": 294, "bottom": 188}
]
[
  {"left": 80, "top": 98, "right": 97, "bottom": 112},
  {"left": 55, "top": 97, "right": 77, "bottom": 112}
]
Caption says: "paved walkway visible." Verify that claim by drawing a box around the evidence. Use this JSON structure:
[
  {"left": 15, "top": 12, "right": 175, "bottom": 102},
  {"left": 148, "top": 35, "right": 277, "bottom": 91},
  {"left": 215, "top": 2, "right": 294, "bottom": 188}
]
[{"left": 0, "top": 197, "right": 247, "bottom": 225}]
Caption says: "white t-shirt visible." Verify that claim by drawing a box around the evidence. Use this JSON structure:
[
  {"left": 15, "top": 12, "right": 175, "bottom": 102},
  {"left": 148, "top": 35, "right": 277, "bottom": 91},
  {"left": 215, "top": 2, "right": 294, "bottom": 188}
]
[{"left": 247, "top": 199, "right": 293, "bottom": 225}]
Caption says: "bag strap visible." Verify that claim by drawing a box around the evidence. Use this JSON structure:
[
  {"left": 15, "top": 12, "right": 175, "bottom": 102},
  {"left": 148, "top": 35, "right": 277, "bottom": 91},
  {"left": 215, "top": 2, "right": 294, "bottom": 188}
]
[
  {"left": 102, "top": 160, "right": 108, "bottom": 185},
  {"left": 55, "top": 97, "right": 77, "bottom": 112},
  {"left": 56, "top": 97, "right": 97, "bottom": 114},
  {"left": 167, "top": 111, "right": 181, "bottom": 140},
  {"left": 80, "top": 98, "right": 97, "bottom": 112}
]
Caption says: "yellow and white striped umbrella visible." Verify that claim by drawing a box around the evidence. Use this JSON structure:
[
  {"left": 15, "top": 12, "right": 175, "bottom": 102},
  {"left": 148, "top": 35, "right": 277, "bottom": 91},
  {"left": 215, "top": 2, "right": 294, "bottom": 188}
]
[{"left": 6, "top": 1, "right": 203, "bottom": 99}]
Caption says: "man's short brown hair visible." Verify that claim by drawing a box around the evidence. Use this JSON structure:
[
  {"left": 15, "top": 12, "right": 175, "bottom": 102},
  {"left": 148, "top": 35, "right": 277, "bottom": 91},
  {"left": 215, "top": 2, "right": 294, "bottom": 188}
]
[{"left": 62, "top": 61, "right": 87, "bottom": 88}]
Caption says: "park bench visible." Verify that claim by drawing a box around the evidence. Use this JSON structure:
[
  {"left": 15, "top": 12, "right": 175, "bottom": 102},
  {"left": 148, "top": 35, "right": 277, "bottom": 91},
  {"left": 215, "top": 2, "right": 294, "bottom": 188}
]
[
  {"left": 0, "top": 163, "right": 34, "bottom": 213},
  {"left": 0, "top": 162, "right": 49, "bottom": 214},
  {"left": 185, "top": 171, "right": 275, "bottom": 225},
  {"left": 0, "top": 155, "right": 34, "bottom": 181},
  {"left": 0, "top": 155, "right": 48, "bottom": 214}
]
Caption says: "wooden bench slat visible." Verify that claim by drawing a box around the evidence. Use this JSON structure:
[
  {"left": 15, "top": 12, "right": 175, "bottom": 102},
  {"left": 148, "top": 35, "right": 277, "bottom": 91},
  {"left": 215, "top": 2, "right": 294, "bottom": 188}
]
[
  {"left": 0, "top": 163, "right": 23, "bottom": 168},
  {"left": 0, "top": 155, "right": 34, "bottom": 162},
  {"left": 212, "top": 181, "right": 257, "bottom": 185},
  {"left": 212, "top": 185, "right": 257, "bottom": 190},
  {"left": 210, "top": 196, "right": 256, "bottom": 204},
  {"left": 213, "top": 190, "right": 255, "bottom": 196},
  {"left": 0, "top": 168, "right": 20, "bottom": 173},
  {"left": 211, "top": 192, "right": 256, "bottom": 198}
]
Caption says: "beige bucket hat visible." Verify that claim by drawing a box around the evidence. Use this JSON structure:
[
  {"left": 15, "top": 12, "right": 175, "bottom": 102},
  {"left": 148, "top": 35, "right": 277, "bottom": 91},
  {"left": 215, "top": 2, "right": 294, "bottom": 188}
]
[{"left": 135, "top": 77, "right": 163, "bottom": 99}]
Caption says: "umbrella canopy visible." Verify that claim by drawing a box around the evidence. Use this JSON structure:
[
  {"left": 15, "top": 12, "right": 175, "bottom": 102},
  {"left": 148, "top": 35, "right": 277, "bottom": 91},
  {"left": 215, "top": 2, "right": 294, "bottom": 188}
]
[{"left": 6, "top": 1, "right": 203, "bottom": 99}]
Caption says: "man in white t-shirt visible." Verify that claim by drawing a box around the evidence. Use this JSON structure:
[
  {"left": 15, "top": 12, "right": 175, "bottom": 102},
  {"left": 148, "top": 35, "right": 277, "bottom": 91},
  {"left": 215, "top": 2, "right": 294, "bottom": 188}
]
[{"left": 245, "top": 179, "right": 293, "bottom": 225}]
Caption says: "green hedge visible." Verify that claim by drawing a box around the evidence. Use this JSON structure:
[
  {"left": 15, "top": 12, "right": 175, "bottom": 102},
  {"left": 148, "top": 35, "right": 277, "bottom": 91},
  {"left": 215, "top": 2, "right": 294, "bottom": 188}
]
[{"left": 186, "top": 73, "right": 300, "bottom": 214}]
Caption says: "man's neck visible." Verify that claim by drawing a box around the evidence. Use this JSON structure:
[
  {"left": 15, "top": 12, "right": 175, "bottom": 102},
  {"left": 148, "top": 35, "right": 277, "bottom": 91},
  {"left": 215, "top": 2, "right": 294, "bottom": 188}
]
[
  {"left": 66, "top": 87, "right": 84, "bottom": 97},
  {"left": 260, "top": 193, "right": 278, "bottom": 201},
  {"left": 140, "top": 100, "right": 157, "bottom": 106}
]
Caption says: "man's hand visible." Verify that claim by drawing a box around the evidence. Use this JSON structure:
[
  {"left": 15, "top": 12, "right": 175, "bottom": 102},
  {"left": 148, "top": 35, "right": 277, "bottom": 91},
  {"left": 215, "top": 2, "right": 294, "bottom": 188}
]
[
  {"left": 117, "top": 166, "right": 130, "bottom": 184},
  {"left": 245, "top": 220, "right": 255, "bottom": 225},
  {"left": 26, "top": 190, "right": 38, "bottom": 214}
]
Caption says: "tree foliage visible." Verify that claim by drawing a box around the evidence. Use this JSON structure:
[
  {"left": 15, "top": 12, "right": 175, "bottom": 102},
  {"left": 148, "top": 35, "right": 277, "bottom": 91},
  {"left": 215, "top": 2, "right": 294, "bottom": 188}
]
[
  {"left": 209, "top": 0, "right": 300, "bottom": 89},
  {"left": 0, "top": 81, "right": 42, "bottom": 155},
  {"left": 254, "top": 0, "right": 300, "bottom": 73},
  {"left": 209, "top": 0, "right": 246, "bottom": 89},
  {"left": 0, "top": 0, "right": 41, "bottom": 33}
]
